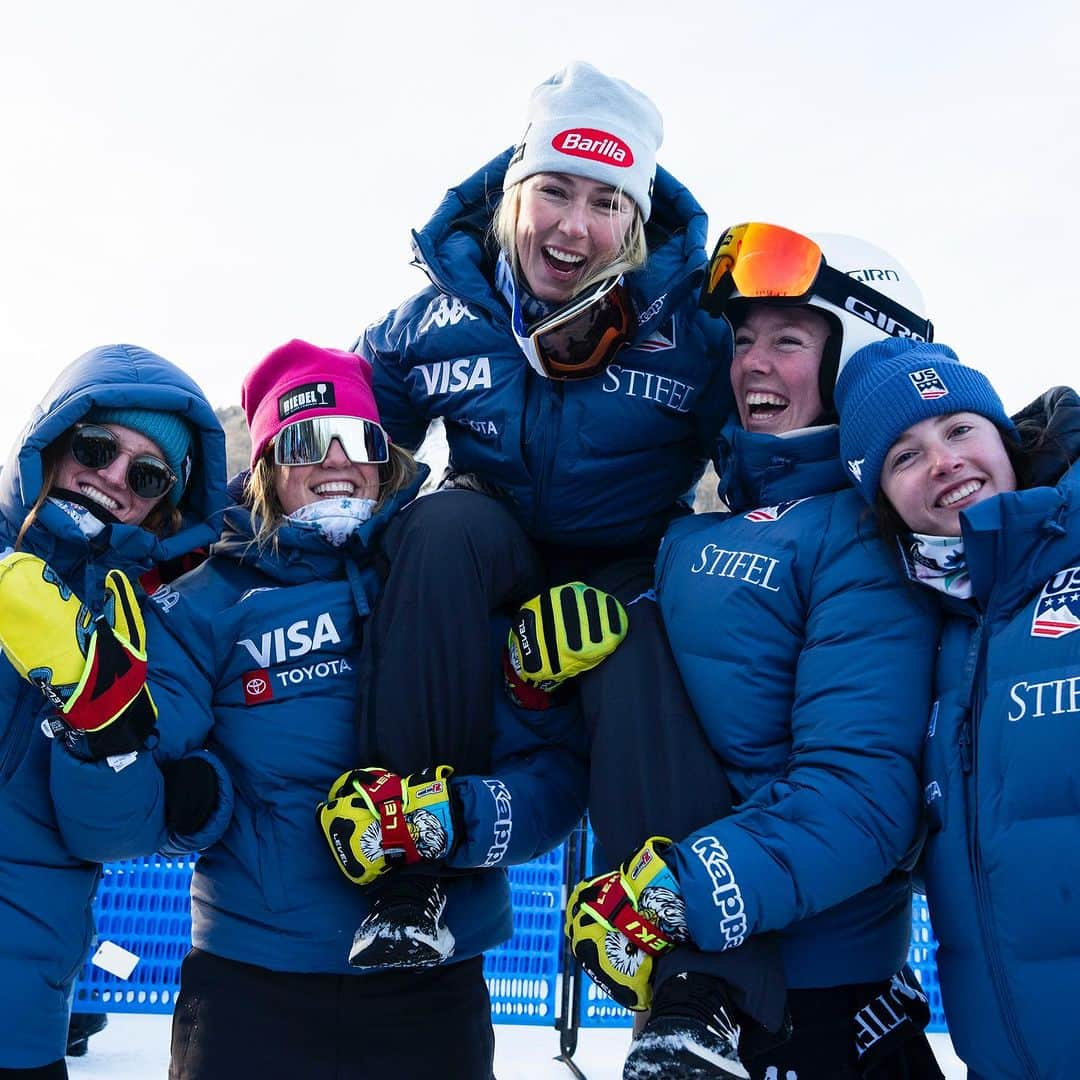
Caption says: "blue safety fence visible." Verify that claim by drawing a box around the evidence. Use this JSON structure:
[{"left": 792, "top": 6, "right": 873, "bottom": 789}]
[{"left": 72, "top": 844, "right": 946, "bottom": 1034}]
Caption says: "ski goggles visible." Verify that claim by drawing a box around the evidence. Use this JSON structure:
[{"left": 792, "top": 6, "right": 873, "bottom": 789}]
[
  {"left": 701, "top": 222, "right": 933, "bottom": 342},
  {"left": 520, "top": 275, "right": 635, "bottom": 381},
  {"left": 273, "top": 415, "right": 390, "bottom": 467},
  {"left": 68, "top": 424, "right": 178, "bottom": 500}
]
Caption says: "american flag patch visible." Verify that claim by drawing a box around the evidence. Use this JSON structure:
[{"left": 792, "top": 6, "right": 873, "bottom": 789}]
[
  {"left": 745, "top": 499, "right": 808, "bottom": 523},
  {"left": 908, "top": 368, "right": 949, "bottom": 401},
  {"left": 1031, "top": 566, "right": 1080, "bottom": 639},
  {"left": 631, "top": 318, "right": 676, "bottom": 352}
]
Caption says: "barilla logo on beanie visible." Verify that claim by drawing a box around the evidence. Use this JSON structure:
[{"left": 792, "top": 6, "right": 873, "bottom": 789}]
[
  {"left": 552, "top": 128, "right": 633, "bottom": 166},
  {"left": 278, "top": 381, "right": 337, "bottom": 421},
  {"left": 908, "top": 369, "right": 949, "bottom": 401},
  {"left": 502, "top": 62, "right": 663, "bottom": 221}
]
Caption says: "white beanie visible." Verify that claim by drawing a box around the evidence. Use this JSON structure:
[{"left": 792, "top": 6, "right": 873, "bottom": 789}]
[{"left": 503, "top": 61, "right": 663, "bottom": 221}]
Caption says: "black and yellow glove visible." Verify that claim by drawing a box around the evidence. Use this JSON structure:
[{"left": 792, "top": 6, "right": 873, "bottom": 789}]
[
  {"left": 317, "top": 766, "right": 457, "bottom": 887},
  {"left": 505, "top": 581, "right": 627, "bottom": 705},
  {"left": 565, "top": 837, "right": 690, "bottom": 1011},
  {"left": 0, "top": 552, "right": 158, "bottom": 759}
]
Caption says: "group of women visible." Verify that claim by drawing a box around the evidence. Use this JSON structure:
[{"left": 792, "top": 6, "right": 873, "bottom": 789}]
[{"left": 0, "top": 59, "right": 1074, "bottom": 1080}]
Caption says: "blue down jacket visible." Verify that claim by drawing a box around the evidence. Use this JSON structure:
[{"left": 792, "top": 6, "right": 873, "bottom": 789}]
[
  {"left": 361, "top": 149, "right": 733, "bottom": 549},
  {"left": 655, "top": 420, "right": 939, "bottom": 989},
  {"left": 919, "top": 388, "right": 1080, "bottom": 1080},
  {"left": 139, "top": 474, "right": 587, "bottom": 974},
  {"left": 0, "top": 344, "right": 229, "bottom": 1068}
]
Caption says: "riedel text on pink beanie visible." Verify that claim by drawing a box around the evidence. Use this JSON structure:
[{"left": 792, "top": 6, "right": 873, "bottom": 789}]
[{"left": 242, "top": 339, "right": 381, "bottom": 468}]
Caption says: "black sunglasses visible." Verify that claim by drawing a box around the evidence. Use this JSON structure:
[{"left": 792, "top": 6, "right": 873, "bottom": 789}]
[{"left": 68, "top": 424, "right": 177, "bottom": 501}]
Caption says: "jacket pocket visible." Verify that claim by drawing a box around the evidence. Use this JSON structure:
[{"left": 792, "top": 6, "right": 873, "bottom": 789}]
[{"left": 253, "top": 805, "right": 289, "bottom": 912}]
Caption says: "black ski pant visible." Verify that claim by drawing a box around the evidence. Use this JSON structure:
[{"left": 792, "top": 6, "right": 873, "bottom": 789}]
[
  {"left": 0, "top": 1064, "right": 66, "bottom": 1079},
  {"left": 169, "top": 948, "right": 495, "bottom": 1080},
  {"left": 357, "top": 489, "right": 544, "bottom": 775},
  {"left": 358, "top": 487, "right": 656, "bottom": 772},
  {"left": 578, "top": 556, "right": 788, "bottom": 1035},
  {"left": 744, "top": 981, "right": 944, "bottom": 1080}
]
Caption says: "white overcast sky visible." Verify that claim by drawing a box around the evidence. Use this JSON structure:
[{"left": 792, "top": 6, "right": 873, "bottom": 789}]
[{"left": 1, "top": 1, "right": 1077, "bottom": 445}]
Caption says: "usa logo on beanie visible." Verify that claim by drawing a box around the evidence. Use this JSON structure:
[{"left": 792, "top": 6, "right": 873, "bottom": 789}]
[{"left": 908, "top": 368, "right": 949, "bottom": 401}]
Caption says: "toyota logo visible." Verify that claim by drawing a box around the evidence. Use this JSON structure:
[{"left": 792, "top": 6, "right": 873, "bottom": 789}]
[{"left": 245, "top": 676, "right": 267, "bottom": 695}]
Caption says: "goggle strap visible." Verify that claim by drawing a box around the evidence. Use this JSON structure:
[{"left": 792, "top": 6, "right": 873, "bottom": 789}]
[{"left": 813, "top": 265, "right": 933, "bottom": 343}]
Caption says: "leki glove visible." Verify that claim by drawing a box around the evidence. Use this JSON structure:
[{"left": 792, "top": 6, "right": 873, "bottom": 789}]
[
  {"left": 565, "top": 837, "right": 690, "bottom": 1011},
  {"left": 317, "top": 766, "right": 457, "bottom": 887},
  {"left": 505, "top": 581, "right": 627, "bottom": 707},
  {"left": 0, "top": 552, "right": 157, "bottom": 759}
]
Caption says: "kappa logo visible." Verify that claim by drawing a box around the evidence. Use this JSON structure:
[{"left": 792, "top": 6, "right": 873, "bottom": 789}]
[
  {"left": 908, "top": 368, "right": 949, "bottom": 401},
  {"left": 744, "top": 498, "right": 808, "bottom": 523},
  {"left": 278, "top": 381, "right": 335, "bottom": 421},
  {"left": 242, "top": 669, "right": 273, "bottom": 705},
  {"left": 636, "top": 295, "right": 667, "bottom": 326},
  {"left": 417, "top": 295, "right": 478, "bottom": 335},
  {"left": 1031, "top": 565, "right": 1080, "bottom": 639},
  {"left": 689, "top": 836, "right": 747, "bottom": 949},
  {"left": 847, "top": 458, "right": 865, "bottom": 482},
  {"left": 552, "top": 128, "right": 633, "bottom": 167},
  {"left": 480, "top": 779, "right": 513, "bottom": 867}
]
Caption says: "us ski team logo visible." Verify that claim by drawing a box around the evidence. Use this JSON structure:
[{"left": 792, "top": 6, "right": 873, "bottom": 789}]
[
  {"left": 745, "top": 498, "right": 808, "bottom": 523},
  {"left": 1031, "top": 566, "right": 1080, "bottom": 638},
  {"left": 908, "top": 368, "right": 949, "bottom": 401}
]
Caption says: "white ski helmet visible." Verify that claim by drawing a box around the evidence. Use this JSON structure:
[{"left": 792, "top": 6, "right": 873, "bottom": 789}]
[{"left": 700, "top": 223, "right": 932, "bottom": 412}]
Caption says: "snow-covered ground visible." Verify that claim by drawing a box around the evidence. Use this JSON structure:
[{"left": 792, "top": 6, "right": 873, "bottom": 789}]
[{"left": 68, "top": 1013, "right": 967, "bottom": 1078}]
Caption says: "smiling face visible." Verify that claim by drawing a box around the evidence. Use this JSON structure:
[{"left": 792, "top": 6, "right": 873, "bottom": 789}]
[
  {"left": 881, "top": 412, "right": 1017, "bottom": 536},
  {"left": 272, "top": 436, "right": 380, "bottom": 515},
  {"left": 53, "top": 422, "right": 169, "bottom": 526},
  {"left": 730, "top": 305, "right": 830, "bottom": 434},
  {"left": 514, "top": 173, "right": 635, "bottom": 303}
]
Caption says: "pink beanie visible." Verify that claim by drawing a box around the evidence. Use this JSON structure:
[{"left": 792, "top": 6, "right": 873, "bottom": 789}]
[{"left": 242, "top": 339, "right": 382, "bottom": 468}]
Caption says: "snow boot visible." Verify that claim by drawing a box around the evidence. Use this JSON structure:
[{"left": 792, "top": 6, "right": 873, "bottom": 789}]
[
  {"left": 349, "top": 875, "right": 455, "bottom": 969},
  {"left": 623, "top": 972, "right": 750, "bottom": 1079},
  {"left": 66, "top": 1012, "right": 108, "bottom": 1057}
]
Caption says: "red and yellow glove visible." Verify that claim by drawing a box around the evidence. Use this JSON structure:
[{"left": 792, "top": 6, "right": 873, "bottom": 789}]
[
  {"left": 0, "top": 552, "right": 157, "bottom": 759},
  {"left": 317, "top": 766, "right": 457, "bottom": 886},
  {"left": 565, "top": 837, "right": 690, "bottom": 1011}
]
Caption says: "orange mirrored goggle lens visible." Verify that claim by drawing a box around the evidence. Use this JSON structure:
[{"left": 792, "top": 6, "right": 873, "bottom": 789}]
[{"left": 705, "top": 222, "right": 823, "bottom": 305}]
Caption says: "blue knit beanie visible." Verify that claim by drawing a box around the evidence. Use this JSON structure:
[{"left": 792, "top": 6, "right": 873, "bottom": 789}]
[
  {"left": 86, "top": 407, "right": 193, "bottom": 505},
  {"left": 835, "top": 338, "right": 1016, "bottom": 504}
]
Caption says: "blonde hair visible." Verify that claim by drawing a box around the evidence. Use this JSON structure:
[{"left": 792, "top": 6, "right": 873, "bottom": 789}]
[
  {"left": 491, "top": 179, "right": 648, "bottom": 298},
  {"left": 245, "top": 443, "right": 418, "bottom": 551},
  {"left": 15, "top": 439, "right": 182, "bottom": 550}
]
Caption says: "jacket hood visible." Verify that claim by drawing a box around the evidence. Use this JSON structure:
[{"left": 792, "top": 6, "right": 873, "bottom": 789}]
[
  {"left": 0, "top": 344, "right": 229, "bottom": 582},
  {"left": 716, "top": 417, "right": 847, "bottom": 513},
  {"left": 959, "top": 386, "right": 1080, "bottom": 608},
  {"left": 213, "top": 464, "right": 429, "bottom": 584},
  {"left": 409, "top": 149, "right": 709, "bottom": 341}
]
